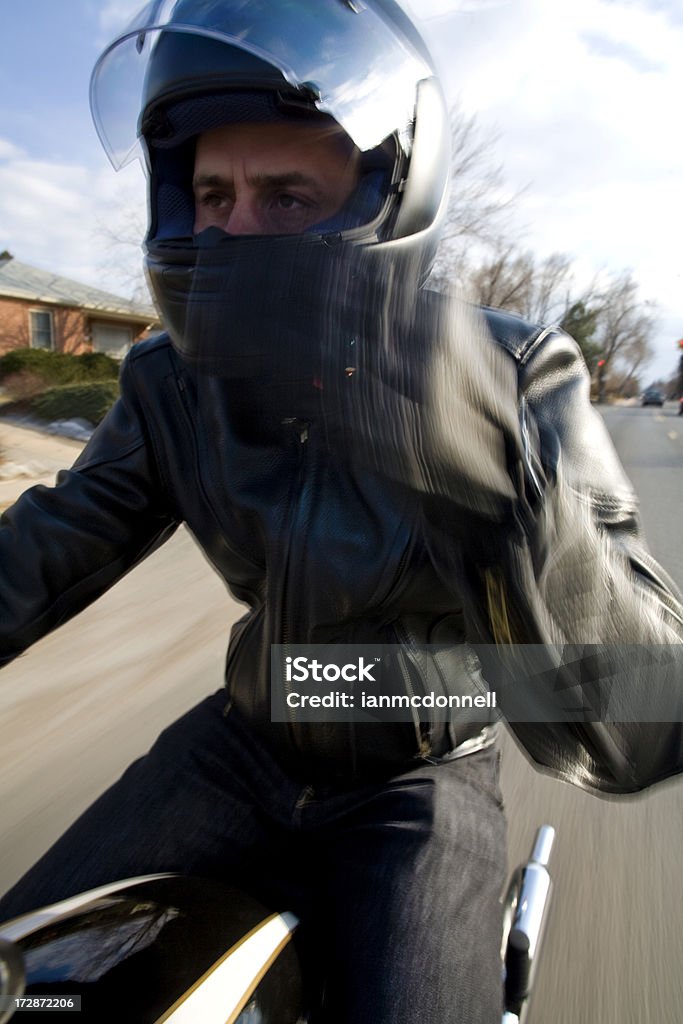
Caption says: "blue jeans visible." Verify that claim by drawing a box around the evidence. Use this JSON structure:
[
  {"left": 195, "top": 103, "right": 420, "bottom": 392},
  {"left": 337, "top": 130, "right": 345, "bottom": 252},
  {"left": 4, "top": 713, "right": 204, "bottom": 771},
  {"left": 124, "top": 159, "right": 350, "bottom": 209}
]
[{"left": 0, "top": 690, "right": 507, "bottom": 1023}]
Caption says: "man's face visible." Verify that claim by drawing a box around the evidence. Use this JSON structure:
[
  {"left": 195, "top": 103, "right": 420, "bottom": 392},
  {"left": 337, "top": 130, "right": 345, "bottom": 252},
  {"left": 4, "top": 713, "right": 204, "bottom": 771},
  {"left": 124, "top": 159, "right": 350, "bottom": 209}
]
[{"left": 192, "top": 121, "right": 361, "bottom": 236}]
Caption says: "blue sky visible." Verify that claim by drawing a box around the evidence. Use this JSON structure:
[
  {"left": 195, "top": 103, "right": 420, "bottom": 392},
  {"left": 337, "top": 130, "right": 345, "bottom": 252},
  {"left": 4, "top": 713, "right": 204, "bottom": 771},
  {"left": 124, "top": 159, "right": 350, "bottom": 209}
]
[
  {"left": 0, "top": 1, "right": 101, "bottom": 163},
  {"left": 1, "top": 0, "right": 682, "bottom": 381}
]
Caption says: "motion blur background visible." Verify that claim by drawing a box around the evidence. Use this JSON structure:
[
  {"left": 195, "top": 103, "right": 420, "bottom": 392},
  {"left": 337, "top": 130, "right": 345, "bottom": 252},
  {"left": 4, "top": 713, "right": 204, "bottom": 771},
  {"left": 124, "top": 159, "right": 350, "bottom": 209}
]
[{"left": 1, "top": 3, "right": 682, "bottom": 1022}]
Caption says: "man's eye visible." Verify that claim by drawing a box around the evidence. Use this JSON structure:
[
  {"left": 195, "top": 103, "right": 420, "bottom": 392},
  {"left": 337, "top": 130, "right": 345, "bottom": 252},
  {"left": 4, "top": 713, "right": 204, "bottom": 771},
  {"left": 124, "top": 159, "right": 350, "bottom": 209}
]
[
  {"left": 275, "top": 193, "right": 308, "bottom": 211},
  {"left": 201, "top": 192, "right": 228, "bottom": 209}
]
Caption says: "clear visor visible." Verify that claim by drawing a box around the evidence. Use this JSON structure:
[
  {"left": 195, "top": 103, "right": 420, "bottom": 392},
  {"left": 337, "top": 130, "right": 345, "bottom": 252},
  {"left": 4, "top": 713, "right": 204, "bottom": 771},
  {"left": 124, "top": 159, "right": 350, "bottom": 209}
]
[{"left": 90, "top": 0, "right": 433, "bottom": 169}]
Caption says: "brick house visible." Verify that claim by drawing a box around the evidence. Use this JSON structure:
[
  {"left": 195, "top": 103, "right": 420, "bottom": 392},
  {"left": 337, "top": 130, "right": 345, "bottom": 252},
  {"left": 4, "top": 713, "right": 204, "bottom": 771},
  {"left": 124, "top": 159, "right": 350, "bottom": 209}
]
[{"left": 0, "top": 257, "right": 160, "bottom": 360}]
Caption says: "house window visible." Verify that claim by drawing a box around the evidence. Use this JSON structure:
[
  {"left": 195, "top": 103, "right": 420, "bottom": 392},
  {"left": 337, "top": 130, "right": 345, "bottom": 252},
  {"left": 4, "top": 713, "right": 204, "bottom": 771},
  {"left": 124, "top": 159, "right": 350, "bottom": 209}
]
[
  {"left": 29, "top": 309, "right": 54, "bottom": 350},
  {"left": 91, "top": 321, "right": 133, "bottom": 360}
]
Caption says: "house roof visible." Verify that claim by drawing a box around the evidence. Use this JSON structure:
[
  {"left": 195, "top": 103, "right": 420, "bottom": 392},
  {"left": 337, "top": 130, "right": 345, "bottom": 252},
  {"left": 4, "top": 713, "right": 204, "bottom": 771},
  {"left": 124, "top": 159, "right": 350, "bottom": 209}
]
[{"left": 0, "top": 258, "right": 159, "bottom": 323}]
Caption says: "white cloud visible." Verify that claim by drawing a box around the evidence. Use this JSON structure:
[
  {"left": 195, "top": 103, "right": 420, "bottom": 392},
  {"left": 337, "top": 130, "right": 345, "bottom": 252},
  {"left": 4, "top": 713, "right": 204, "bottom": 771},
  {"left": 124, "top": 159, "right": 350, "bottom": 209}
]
[
  {"left": 0, "top": 139, "right": 25, "bottom": 162},
  {"left": 409, "top": 0, "right": 511, "bottom": 15},
  {"left": 0, "top": 144, "right": 147, "bottom": 299},
  {"left": 97, "top": 0, "right": 149, "bottom": 36}
]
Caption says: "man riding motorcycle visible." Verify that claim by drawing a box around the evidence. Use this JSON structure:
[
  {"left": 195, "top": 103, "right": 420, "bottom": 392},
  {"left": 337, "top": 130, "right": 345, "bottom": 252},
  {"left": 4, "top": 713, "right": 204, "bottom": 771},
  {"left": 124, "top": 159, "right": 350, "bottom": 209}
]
[{"left": 1, "top": 2, "right": 682, "bottom": 1022}]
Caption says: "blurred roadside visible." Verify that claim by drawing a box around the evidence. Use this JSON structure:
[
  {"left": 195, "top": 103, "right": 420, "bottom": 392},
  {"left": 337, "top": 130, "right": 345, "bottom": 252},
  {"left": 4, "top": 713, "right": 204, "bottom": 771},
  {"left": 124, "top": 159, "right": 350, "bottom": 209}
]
[{"left": 0, "top": 417, "right": 89, "bottom": 511}]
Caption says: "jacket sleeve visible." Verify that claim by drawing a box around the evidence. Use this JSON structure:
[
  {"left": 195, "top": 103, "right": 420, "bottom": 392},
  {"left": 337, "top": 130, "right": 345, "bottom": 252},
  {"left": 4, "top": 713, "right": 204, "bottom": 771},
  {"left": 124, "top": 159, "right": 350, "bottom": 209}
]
[
  {"left": 0, "top": 355, "right": 178, "bottom": 668},
  {"left": 462, "top": 324, "right": 683, "bottom": 794},
  {"left": 519, "top": 326, "right": 683, "bottom": 640},
  {"left": 319, "top": 284, "right": 681, "bottom": 792}
]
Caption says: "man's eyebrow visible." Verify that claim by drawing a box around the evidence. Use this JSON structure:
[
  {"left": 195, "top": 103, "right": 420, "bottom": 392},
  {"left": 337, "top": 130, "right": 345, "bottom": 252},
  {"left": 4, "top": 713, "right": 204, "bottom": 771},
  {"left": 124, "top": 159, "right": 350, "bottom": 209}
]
[
  {"left": 193, "top": 170, "right": 326, "bottom": 198},
  {"left": 192, "top": 173, "right": 230, "bottom": 189}
]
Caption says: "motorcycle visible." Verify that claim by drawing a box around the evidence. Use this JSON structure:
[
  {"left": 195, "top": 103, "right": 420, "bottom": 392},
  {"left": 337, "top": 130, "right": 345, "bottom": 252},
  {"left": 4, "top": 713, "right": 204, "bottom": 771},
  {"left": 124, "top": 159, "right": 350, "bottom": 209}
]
[{"left": 0, "top": 826, "right": 554, "bottom": 1023}]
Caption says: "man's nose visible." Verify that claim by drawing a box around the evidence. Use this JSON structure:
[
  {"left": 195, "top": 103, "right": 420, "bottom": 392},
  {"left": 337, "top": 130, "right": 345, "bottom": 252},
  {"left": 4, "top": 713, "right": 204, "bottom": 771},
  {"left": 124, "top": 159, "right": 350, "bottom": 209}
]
[{"left": 224, "top": 198, "right": 263, "bottom": 236}]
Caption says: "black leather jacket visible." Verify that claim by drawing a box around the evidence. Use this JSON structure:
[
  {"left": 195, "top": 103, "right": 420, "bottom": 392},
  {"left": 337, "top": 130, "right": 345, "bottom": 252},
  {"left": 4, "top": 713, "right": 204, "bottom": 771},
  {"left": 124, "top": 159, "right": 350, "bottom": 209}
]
[{"left": 2, "top": 304, "right": 682, "bottom": 793}]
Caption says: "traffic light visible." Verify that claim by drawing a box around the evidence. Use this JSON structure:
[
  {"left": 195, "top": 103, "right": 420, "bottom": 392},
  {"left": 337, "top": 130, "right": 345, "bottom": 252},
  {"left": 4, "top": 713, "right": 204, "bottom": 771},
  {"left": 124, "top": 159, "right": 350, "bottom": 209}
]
[{"left": 595, "top": 357, "right": 607, "bottom": 403}]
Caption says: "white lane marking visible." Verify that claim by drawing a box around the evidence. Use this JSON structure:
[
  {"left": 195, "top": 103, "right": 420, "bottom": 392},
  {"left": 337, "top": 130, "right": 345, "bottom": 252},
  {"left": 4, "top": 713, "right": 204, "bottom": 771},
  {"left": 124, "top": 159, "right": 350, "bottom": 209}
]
[
  {"left": 668, "top": 431, "right": 678, "bottom": 441},
  {"left": 159, "top": 912, "right": 299, "bottom": 1023}
]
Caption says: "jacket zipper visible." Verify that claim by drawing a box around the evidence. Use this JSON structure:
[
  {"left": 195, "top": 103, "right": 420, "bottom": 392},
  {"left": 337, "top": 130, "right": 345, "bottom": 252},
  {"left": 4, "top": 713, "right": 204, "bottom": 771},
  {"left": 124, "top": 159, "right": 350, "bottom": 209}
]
[
  {"left": 279, "top": 418, "right": 310, "bottom": 726},
  {"left": 278, "top": 418, "right": 357, "bottom": 775},
  {"left": 173, "top": 372, "right": 262, "bottom": 571}
]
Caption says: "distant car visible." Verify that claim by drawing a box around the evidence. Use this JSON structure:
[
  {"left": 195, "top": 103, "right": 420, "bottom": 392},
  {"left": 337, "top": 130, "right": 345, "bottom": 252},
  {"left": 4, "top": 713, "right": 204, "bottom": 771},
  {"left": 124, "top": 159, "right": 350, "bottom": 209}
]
[{"left": 641, "top": 387, "right": 664, "bottom": 407}]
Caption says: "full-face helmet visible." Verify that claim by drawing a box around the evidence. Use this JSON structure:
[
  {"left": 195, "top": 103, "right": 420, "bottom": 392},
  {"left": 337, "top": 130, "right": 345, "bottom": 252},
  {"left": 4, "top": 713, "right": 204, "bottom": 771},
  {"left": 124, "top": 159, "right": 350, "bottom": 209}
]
[{"left": 90, "top": 0, "right": 450, "bottom": 375}]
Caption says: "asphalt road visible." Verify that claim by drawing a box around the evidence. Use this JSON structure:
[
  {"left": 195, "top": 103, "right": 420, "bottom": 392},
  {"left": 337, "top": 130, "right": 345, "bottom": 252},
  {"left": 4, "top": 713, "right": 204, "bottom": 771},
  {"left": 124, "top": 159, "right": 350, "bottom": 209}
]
[{"left": 0, "top": 404, "right": 681, "bottom": 1023}]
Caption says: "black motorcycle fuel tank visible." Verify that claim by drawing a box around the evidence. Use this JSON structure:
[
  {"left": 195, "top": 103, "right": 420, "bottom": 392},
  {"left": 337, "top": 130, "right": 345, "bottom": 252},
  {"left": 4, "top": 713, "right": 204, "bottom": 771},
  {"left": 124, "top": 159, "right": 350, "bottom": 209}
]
[{"left": 0, "top": 875, "right": 302, "bottom": 1023}]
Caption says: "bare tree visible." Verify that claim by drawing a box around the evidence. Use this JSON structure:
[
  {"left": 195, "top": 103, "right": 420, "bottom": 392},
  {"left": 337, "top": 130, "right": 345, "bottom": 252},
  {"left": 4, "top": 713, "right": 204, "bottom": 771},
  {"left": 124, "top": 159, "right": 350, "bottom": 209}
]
[
  {"left": 450, "top": 241, "right": 657, "bottom": 401},
  {"left": 441, "top": 107, "right": 521, "bottom": 246},
  {"left": 419, "top": 103, "right": 658, "bottom": 402},
  {"left": 592, "top": 271, "right": 656, "bottom": 399},
  {"left": 94, "top": 188, "right": 150, "bottom": 305},
  {"left": 463, "top": 244, "right": 535, "bottom": 311},
  {"left": 429, "top": 105, "right": 525, "bottom": 290},
  {"left": 460, "top": 243, "right": 581, "bottom": 324},
  {"left": 527, "top": 252, "right": 576, "bottom": 323}
]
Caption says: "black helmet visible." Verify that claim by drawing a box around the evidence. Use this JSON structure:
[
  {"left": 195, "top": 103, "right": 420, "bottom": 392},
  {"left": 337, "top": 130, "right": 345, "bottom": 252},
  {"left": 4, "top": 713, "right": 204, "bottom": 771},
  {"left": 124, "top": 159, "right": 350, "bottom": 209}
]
[{"left": 90, "top": 0, "right": 450, "bottom": 376}]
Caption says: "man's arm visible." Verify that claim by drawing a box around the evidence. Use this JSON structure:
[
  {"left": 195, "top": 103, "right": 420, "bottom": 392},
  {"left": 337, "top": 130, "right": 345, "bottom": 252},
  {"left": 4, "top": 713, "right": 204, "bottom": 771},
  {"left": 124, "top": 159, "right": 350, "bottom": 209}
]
[
  {"left": 0, "top": 357, "right": 178, "bottom": 667},
  {"left": 464, "top": 317, "right": 683, "bottom": 793},
  {"left": 321, "top": 286, "right": 683, "bottom": 792},
  {"left": 484, "top": 312, "right": 683, "bottom": 644}
]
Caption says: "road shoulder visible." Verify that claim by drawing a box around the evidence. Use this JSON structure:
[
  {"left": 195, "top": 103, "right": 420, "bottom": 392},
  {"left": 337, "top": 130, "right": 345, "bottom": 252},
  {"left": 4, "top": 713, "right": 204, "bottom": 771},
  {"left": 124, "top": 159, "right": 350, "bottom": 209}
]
[{"left": 0, "top": 417, "right": 87, "bottom": 510}]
